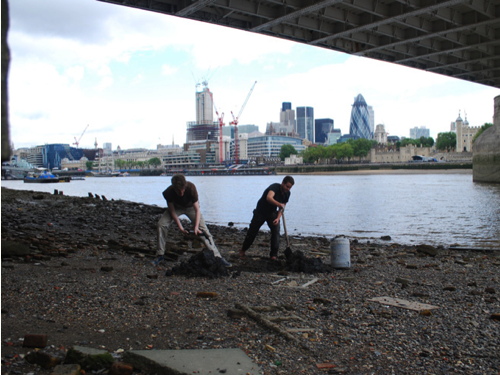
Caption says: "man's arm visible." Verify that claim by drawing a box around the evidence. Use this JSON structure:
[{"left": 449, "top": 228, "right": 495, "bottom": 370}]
[
  {"left": 266, "top": 190, "right": 286, "bottom": 210},
  {"left": 168, "top": 202, "right": 188, "bottom": 234},
  {"left": 192, "top": 201, "right": 202, "bottom": 235}
]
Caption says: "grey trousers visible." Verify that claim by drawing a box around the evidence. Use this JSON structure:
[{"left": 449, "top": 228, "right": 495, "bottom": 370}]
[{"left": 157, "top": 207, "right": 221, "bottom": 257}]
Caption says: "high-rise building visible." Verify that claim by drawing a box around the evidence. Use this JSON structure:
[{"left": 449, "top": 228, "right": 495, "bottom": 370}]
[
  {"left": 315, "top": 118, "right": 334, "bottom": 144},
  {"left": 349, "top": 94, "right": 372, "bottom": 139},
  {"left": 276, "top": 102, "right": 296, "bottom": 136},
  {"left": 410, "top": 126, "right": 430, "bottom": 139},
  {"left": 187, "top": 81, "right": 218, "bottom": 142},
  {"left": 196, "top": 81, "right": 213, "bottom": 124},
  {"left": 297, "top": 106, "right": 314, "bottom": 142}
]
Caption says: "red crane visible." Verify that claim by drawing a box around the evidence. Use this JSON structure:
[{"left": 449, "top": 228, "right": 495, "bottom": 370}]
[
  {"left": 209, "top": 88, "right": 225, "bottom": 164},
  {"left": 230, "top": 81, "right": 257, "bottom": 164},
  {"left": 73, "top": 124, "right": 89, "bottom": 148}
]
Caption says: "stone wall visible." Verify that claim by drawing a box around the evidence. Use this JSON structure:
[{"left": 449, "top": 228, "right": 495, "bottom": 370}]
[{"left": 472, "top": 96, "right": 500, "bottom": 183}]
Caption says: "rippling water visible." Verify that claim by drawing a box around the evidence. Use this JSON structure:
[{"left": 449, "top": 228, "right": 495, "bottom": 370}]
[{"left": 3, "top": 173, "right": 499, "bottom": 249}]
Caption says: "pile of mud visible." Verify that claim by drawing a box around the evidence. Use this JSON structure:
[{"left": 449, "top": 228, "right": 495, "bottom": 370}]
[{"left": 165, "top": 250, "right": 231, "bottom": 278}]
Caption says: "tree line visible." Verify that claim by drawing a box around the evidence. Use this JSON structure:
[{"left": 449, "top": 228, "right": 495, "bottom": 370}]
[{"left": 280, "top": 123, "right": 493, "bottom": 163}]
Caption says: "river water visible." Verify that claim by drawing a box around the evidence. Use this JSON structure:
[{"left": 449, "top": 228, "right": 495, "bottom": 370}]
[{"left": 3, "top": 173, "right": 500, "bottom": 249}]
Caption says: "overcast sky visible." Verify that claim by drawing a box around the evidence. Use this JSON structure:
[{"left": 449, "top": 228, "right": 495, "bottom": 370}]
[{"left": 7, "top": 0, "right": 500, "bottom": 150}]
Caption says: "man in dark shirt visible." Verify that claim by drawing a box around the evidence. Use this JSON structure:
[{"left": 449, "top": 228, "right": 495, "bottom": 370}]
[
  {"left": 239, "top": 175, "right": 295, "bottom": 260},
  {"left": 154, "top": 174, "right": 231, "bottom": 267}
]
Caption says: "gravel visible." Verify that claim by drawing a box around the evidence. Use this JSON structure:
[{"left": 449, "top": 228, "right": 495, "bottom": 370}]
[{"left": 1, "top": 187, "right": 499, "bottom": 374}]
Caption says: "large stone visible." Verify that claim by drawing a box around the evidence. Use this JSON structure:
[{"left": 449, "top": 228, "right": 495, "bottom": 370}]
[{"left": 473, "top": 95, "right": 500, "bottom": 183}]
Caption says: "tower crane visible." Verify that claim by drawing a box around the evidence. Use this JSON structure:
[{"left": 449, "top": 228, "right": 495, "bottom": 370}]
[
  {"left": 73, "top": 124, "right": 89, "bottom": 148},
  {"left": 214, "top": 103, "right": 225, "bottom": 164},
  {"left": 230, "top": 81, "right": 257, "bottom": 164}
]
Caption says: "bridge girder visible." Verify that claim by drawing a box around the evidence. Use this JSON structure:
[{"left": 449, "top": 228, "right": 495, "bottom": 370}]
[{"left": 98, "top": 0, "right": 500, "bottom": 89}]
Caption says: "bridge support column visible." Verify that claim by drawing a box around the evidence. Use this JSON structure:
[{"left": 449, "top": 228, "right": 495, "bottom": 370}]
[{"left": 473, "top": 95, "right": 500, "bottom": 183}]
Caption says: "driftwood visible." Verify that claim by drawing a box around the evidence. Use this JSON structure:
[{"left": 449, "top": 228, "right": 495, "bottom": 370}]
[{"left": 234, "top": 303, "right": 298, "bottom": 342}]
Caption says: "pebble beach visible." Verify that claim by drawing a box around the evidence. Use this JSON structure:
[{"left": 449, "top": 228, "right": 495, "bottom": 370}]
[{"left": 1, "top": 187, "right": 499, "bottom": 374}]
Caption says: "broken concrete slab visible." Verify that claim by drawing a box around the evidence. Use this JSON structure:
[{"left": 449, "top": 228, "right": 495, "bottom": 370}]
[
  {"left": 368, "top": 296, "right": 439, "bottom": 311},
  {"left": 122, "top": 348, "right": 262, "bottom": 375}
]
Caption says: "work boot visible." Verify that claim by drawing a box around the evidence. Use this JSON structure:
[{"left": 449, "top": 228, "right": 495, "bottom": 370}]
[
  {"left": 219, "top": 257, "right": 232, "bottom": 267},
  {"left": 152, "top": 255, "right": 164, "bottom": 266}
]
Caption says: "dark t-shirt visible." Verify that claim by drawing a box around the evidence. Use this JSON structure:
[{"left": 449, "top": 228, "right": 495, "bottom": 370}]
[
  {"left": 255, "top": 183, "right": 290, "bottom": 215},
  {"left": 162, "top": 181, "right": 199, "bottom": 209}
]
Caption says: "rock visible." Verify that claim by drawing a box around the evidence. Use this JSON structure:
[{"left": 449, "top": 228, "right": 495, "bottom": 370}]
[
  {"left": 51, "top": 364, "right": 81, "bottom": 375},
  {"left": 64, "top": 346, "right": 114, "bottom": 371},
  {"left": 109, "top": 362, "right": 134, "bottom": 375},
  {"left": 416, "top": 244, "right": 438, "bottom": 257},
  {"left": 23, "top": 334, "right": 48, "bottom": 348},
  {"left": 25, "top": 350, "right": 62, "bottom": 369},
  {"left": 1, "top": 240, "right": 33, "bottom": 258}
]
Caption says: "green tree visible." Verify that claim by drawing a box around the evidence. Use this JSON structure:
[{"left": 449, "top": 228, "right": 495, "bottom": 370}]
[
  {"left": 473, "top": 123, "right": 493, "bottom": 143},
  {"left": 148, "top": 157, "right": 162, "bottom": 168},
  {"left": 349, "top": 138, "right": 375, "bottom": 158},
  {"left": 115, "top": 159, "right": 126, "bottom": 170},
  {"left": 336, "top": 143, "right": 354, "bottom": 161},
  {"left": 436, "top": 132, "right": 456, "bottom": 151},
  {"left": 279, "top": 144, "right": 297, "bottom": 161},
  {"left": 86, "top": 161, "right": 94, "bottom": 171}
]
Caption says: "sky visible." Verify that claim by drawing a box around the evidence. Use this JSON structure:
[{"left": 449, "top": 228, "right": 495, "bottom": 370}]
[{"left": 6, "top": 0, "right": 500, "bottom": 150}]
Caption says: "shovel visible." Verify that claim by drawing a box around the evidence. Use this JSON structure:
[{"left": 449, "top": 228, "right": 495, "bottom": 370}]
[{"left": 282, "top": 210, "right": 292, "bottom": 255}]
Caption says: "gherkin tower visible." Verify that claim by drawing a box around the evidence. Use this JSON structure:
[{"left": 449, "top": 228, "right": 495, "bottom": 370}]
[{"left": 349, "top": 94, "right": 372, "bottom": 139}]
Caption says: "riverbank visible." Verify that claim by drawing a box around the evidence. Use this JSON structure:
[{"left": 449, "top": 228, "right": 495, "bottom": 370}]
[{"left": 1, "top": 187, "right": 499, "bottom": 374}]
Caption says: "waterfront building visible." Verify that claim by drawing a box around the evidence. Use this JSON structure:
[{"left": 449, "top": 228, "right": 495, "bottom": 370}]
[
  {"left": 247, "top": 135, "right": 306, "bottom": 162},
  {"left": 60, "top": 157, "right": 89, "bottom": 171},
  {"left": 284, "top": 154, "right": 303, "bottom": 165},
  {"left": 315, "top": 118, "right": 334, "bottom": 144},
  {"left": 370, "top": 145, "right": 434, "bottom": 163},
  {"left": 454, "top": 111, "right": 480, "bottom": 152},
  {"left": 296, "top": 106, "right": 314, "bottom": 142},
  {"left": 410, "top": 126, "right": 430, "bottom": 139},
  {"left": 349, "top": 94, "right": 372, "bottom": 139},
  {"left": 374, "top": 124, "right": 388, "bottom": 144}
]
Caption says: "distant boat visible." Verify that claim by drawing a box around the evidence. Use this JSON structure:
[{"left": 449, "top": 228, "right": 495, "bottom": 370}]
[
  {"left": 91, "top": 171, "right": 121, "bottom": 177},
  {"left": 24, "top": 171, "right": 71, "bottom": 183}
]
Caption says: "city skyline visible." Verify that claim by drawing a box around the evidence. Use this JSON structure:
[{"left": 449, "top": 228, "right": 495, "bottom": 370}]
[{"left": 7, "top": 0, "right": 500, "bottom": 151}]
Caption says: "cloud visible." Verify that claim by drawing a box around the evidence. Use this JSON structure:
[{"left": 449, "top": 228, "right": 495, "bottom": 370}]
[{"left": 6, "top": 0, "right": 500, "bottom": 150}]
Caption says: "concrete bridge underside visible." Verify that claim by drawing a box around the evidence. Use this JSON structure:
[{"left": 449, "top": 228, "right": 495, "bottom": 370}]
[{"left": 98, "top": 0, "right": 500, "bottom": 89}]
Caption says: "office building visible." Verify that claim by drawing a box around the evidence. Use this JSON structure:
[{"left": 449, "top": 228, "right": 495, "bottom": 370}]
[
  {"left": 279, "top": 102, "right": 296, "bottom": 136},
  {"left": 247, "top": 135, "right": 306, "bottom": 160},
  {"left": 297, "top": 106, "right": 314, "bottom": 142},
  {"left": 349, "top": 94, "right": 372, "bottom": 139},
  {"left": 187, "top": 82, "right": 218, "bottom": 142},
  {"left": 315, "top": 118, "right": 334, "bottom": 144},
  {"left": 410, "top": 126, "right": 430, "bottom": 139}
]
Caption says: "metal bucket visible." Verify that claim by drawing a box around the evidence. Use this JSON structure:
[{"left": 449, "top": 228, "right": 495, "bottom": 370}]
[{"left": 330, "top": 237, "right": 351, "bottom": 269}]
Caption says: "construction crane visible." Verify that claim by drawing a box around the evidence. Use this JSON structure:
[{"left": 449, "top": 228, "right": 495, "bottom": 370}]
[
  {"left": 214, "top": 103, "right": 225, "bottom": 164},
  {"left": 208, "top": 88, "right": 226, "bottom": 164},
  {"left": 230, "top": 81, "right": 257, "bottom": 164},
  {"left": 73, "top": 124, "right": 89, "bottom": 148}
]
